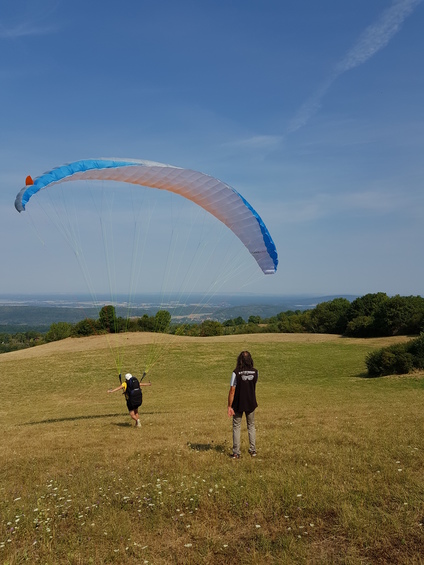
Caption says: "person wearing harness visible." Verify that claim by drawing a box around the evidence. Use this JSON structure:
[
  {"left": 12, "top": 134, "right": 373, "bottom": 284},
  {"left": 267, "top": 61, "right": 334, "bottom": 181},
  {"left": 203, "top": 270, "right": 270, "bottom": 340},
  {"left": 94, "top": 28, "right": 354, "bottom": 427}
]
[
  {"left": 108, "top": 373, "right": 152, "bottom": 427},
  {"left": 227, "top": 351, "right": 258, "bottom": 459}
]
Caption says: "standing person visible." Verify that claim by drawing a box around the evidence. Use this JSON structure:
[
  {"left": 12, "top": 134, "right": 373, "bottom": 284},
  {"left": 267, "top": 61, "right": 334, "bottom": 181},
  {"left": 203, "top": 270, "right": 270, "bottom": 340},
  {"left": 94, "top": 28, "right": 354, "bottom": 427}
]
[
  {"left": 227, "top": 351, "right": 258, "bottom": 459},
  {"left": 108, "top": 373, "right": 152, "bottom": 427}
]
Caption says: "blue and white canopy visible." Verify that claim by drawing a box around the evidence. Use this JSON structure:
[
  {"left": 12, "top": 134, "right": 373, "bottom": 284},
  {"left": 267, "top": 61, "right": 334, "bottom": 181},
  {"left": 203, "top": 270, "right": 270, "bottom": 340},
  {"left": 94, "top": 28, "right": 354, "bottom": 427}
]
[{"left": 15, "top": 158, "right": 278, "bottom": 274}]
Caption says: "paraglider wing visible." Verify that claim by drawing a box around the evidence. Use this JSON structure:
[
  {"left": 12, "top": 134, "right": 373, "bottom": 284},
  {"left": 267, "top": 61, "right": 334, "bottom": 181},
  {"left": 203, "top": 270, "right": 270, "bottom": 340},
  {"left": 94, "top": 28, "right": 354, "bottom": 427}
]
[{"left": 14, "top": 158, "right": 278, "bottom": 274}]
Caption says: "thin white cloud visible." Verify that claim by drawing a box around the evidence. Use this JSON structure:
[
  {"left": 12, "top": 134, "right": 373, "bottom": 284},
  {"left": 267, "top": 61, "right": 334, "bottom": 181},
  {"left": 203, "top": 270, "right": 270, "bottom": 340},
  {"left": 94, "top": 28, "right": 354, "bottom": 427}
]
[
  {"left": 265, "top": 187, "right": 423, "bottom": 225},
  {"left": 0, "top": 1, "right": 60, "bottom": 39},
  {"left": 287, "top": 74, "right": 337, "bottom": 134},
  {"left": 0, "top": 21, "right": 57, "bottom": 38},
  {"left": 337, "top": 0, "right": 422, "bottom": 72},
  {"left": 288, "top": 0, "right": 422, "bottom": 133},
  {"left": 224, "top": 135, "right": 283, "bottom": 149}
]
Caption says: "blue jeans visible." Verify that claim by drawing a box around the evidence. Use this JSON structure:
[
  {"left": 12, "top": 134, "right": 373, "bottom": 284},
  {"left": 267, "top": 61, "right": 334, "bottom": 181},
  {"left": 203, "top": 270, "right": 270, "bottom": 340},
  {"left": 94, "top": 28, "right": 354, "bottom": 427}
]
[{"left": 232, "top": 411, "right": 256, "bottom": 455}]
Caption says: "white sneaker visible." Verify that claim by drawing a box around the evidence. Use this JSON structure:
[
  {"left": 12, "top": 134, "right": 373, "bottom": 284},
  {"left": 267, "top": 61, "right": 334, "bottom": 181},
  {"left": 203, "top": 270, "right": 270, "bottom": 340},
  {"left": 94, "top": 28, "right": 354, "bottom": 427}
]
[{"left": 136, "top": 420, "right": 141, "bottom": 427}]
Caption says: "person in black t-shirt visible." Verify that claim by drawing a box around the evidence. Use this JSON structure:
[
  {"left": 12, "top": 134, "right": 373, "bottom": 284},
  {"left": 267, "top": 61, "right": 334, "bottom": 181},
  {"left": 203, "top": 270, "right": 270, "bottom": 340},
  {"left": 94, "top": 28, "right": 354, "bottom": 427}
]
[{"left": 227, "top": 351, "right": 258, "bottom": 459}]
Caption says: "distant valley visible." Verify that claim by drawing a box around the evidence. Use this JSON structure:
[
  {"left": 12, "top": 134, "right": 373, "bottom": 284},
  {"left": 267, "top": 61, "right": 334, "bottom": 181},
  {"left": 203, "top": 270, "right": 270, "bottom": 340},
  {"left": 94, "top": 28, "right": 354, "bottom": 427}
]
[{"left": 0, "top": 293, "right": 358, "bottom": 332}]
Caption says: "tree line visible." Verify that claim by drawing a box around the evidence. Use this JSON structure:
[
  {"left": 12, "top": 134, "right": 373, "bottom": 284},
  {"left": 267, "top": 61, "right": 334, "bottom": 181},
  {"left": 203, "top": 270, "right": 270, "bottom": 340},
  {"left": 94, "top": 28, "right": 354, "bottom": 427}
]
[
  {"left": 190, "top": 293, "right": 424, "bottom": 337},
  {"left": 2, "top": 294, "right": 424, "bottom": 376}
]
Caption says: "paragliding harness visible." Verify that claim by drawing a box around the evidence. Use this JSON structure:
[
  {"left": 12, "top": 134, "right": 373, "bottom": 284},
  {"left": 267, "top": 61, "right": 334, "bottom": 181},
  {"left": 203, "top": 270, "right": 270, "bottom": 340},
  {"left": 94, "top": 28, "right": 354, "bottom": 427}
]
[{"left": 119, "top": 372, "right": 146, "bottom": 410}]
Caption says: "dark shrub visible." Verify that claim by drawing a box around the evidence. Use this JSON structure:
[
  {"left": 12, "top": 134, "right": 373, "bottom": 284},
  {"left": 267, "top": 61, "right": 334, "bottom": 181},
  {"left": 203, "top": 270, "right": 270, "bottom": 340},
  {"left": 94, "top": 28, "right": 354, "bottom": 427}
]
[
  {"left": 366, "top": 343, "right": 414, "bottom": 376},
  {"left": 406, "top": 332, "right": 424, "bottom": 369},
  {"left": 366, "top": 349, "right": 392, "bottom": 377},
  {"left": 389, "top": 345, "right": 414, "bottom": 374}
]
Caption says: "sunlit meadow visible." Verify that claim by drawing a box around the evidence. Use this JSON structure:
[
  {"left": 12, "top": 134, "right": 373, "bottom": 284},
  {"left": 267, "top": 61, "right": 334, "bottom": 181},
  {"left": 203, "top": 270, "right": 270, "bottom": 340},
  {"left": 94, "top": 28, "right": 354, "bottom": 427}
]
[{"left": 1, "top": 333, "right": 423, "bottom": 564}]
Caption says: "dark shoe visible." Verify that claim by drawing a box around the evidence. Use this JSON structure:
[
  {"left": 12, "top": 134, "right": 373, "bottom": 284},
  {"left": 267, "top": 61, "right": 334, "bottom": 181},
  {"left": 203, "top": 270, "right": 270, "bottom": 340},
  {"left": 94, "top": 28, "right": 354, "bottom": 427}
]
[
  {"left": 249, "top": 450, "right": 257, "bottom": 457},
  {"left": 230, "top": 453, "right": 240, "bottom": 459}
]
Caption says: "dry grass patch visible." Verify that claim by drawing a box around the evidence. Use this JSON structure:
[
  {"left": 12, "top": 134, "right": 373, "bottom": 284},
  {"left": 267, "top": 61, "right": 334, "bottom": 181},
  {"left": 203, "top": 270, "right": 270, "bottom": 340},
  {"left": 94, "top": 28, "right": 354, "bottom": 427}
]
[{"left": 1, "top": 333, "right": 423, "bottom": 564}]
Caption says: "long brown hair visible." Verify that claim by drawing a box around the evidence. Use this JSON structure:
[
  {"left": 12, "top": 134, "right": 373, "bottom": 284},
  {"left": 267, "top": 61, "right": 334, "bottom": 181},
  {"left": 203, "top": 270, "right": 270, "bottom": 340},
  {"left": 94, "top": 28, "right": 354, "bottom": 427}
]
[{"left": 234, "top": 350, "right": 254, "bottom": 373}]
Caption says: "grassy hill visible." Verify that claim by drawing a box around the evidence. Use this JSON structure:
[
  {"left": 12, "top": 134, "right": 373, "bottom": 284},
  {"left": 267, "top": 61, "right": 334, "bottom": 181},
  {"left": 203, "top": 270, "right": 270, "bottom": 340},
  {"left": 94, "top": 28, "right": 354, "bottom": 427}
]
[{"left": 1, "top": 333, "right": 423, "bottom": 564}]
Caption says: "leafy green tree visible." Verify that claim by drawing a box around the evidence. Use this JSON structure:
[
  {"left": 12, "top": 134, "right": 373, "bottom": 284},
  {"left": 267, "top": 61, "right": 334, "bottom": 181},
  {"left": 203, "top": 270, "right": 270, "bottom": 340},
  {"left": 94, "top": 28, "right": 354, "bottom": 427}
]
[
  {"left": 278, "top": 314, "right": 307, "bottom": 333},
  {"left": 174, "top": 323, "right": 190, "bottom": 336},
  {"left": 223, "top": 317, "right": 245, "bottom": 327},
  {"left": 25, "top": 330, "right": 41, "bottom": 341},
  {"left": 248, "top": 315, "right": 262, "bottom": 324},
  {"left": 11, "top": 332, "right": 27, "bottom": 344},
  {"left": 154, "top": 310, "right": 171, "bottom": 333},
  {"left": 0, "top": 331, "right": 44, "bottom": 353},
  {"left": 264, "top": 322, "right": 280, "bottom": 333},
  {"left": 0, "top": 333, "right": 10, "bottom": 345},
  {"left": 199, "top": 320, "right": 223, "bottom": 337},
  {"left": 116, "top": 316, "right": 129, "bottom": 333},
  {"left": 45, "top": 322, "right": 73, "bottom": 342},
  {"left": 373, "top": 295, "right": 424, "bottom": 336},
  {"left": 308, "top": 298, "right": 350, "bottom": 334},
  {"left": 187, "top": 324, "right": 200, "bottom": 337},
  {"left": 137, "top": 314, "right": 155, "bottom": 332},
  {"left": 98, "top": 305, "right": 117, "bottom": 333},
  {"left": 125, "top": 318, "right": 139, "bottom": 332},
  {"left": 344, "top": 315, "right": 375, "bottom": 338},
  {"left": 72, "top": 318, "right": 98, "bottom": 337},
  {"left": 346, "top": 293, "right": 388, "bottom": 321},
  {"left": 241, "top": 322, "right": 262, "bottom": 334}
]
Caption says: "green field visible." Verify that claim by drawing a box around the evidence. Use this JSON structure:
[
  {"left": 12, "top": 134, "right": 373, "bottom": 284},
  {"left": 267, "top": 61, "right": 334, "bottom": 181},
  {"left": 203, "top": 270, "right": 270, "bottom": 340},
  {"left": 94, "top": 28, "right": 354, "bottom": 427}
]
[{"left": 1, "top": 333, "right": 423, "bottom": 564}]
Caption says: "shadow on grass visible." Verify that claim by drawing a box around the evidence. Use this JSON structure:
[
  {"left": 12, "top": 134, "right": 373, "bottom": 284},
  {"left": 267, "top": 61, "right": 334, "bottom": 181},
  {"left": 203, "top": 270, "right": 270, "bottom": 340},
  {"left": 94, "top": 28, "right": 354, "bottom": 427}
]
[
  {"left": 187, "top": 441, "right": 227, "bottom": 454},
  {"left": 356, "top": 371, "right": 382, "bottom": 379},
  {"left": 23, "top": 412, "right": 158, "bottom": 426}
]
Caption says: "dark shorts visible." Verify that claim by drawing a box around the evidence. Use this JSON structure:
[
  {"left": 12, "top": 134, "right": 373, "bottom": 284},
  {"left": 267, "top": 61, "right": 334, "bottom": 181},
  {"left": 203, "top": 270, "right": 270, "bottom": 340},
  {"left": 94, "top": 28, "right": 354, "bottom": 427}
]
[{"left": 126, "top": 401, "right": 139, "bottom": 412}]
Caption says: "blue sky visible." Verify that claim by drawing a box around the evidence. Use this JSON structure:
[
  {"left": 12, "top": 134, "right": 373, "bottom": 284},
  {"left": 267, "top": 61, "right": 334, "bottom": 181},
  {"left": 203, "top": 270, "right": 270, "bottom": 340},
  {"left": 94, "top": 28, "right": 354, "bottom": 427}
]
[{"left": 1, "top": 0, "right": 423, "bottom": 298}]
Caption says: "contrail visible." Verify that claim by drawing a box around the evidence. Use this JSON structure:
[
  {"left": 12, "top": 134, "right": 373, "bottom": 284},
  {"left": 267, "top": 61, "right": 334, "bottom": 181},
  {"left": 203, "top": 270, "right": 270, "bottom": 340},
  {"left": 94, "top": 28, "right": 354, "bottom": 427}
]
[
  {"left": 0, "top": 22, "right": 53, "bottom": 38},
  {"left": 0, "top": 2, "right": 60, "bottom": 39},
  {"left": 288, "top": 0, "right": 422, "bottom": 133}
]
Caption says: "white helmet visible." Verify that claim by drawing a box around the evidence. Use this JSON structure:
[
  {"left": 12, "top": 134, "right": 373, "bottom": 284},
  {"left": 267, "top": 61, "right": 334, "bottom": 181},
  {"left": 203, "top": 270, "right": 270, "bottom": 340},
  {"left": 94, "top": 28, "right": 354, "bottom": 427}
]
[{"left": 125, "top": 373, "right": 132, "bottom": 380}]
